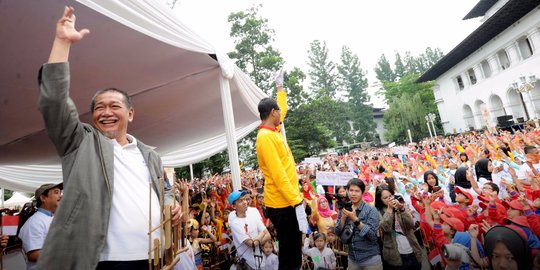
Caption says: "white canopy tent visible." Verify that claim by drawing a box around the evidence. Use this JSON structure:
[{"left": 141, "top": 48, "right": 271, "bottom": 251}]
[
  {"left": 0, "top": 0, "right": 267, "bottom": 192},
  {"left": 3, "top": 192, "right": 32, "bottom": 209}
]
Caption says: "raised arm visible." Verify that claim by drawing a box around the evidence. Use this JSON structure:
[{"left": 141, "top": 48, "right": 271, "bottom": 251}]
[{"left": 49, "top": 6, "right": 90, "bottom": 63}]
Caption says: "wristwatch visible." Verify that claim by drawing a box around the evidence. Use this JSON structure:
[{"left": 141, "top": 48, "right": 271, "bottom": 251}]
[{"left": 353, "top": 219, "right": 361, "bottom": 227}]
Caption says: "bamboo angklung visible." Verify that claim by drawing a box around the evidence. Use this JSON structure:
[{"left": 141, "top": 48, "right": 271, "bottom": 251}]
[{"left": 147, "top": 176, "right": 190, "bottom": 269}]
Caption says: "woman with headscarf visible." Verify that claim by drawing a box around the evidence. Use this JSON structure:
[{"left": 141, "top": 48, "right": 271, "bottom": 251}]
[
  {"left": 310, "top": 195, "right": 337, "bottom": 234},
  {"left": 484, "top": 225, "right": 532, "bottom": 270},
  {"left": 475, "top": 158, "right": 493, "bottom": 185}
]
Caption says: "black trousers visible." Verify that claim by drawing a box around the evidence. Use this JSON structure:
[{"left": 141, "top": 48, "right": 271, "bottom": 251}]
[
  {"left": 266, "top": 205, "right": 302, "bottom": 270},
  {"left": 96, "top": 260, "right": 153, "bottom": 270}
]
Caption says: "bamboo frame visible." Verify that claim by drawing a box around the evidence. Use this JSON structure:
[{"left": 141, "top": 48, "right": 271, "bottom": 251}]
[{"left": 147, "top": 176, "right": 190, "bottom": 270}]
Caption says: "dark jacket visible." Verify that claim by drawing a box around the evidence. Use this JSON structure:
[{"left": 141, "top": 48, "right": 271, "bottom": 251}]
[
  {"left": 36, "top": 63, "right": 171, "bottom": 269},
  {"left": 379, "top": 209, "right": 423, "bottom": 266}
]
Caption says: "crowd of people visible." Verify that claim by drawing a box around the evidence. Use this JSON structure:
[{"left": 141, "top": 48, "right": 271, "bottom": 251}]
[
  {"left": 5, "top": 5, "right": 540, "bottom": 270},
  {"left": 164, "top": 127, "right": 540, "bottom": 270}
]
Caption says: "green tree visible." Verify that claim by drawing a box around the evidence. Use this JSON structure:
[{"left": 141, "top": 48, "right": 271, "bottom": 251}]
[
  {"left": 3, "top": 189, "right": 13, "bottom": 201},
  {"left": 374, "top": 54, "right": 396, "bottom": 82},
  {"left": 286, "top": 100, "right": 336, "bottom": 159},
  {"left": 412, "top": 47, "right": 445, "bottom": 74},
  {"left": 227, "top": 4, "right": 284, "bottom": 168},
  {"left": 383, "top": 93, "right": 429, "bottom": 143},
  {"left": 382, "top": 74, "right": 438, "bottom": 113},
  {"left": 227, "top": 4, "right": 283, "bottom": 93},
  {"left": 337, "top": 46, "right": 375, "bottom": 142},
  {"left": 394, "top": 52, "right": 406, "bottom": 80},
  {"left": 307, "top": 40, "right": 338, "bottom": 99},
  {"left": 382, "top": 74, "right": 438, "bottom": 141}
]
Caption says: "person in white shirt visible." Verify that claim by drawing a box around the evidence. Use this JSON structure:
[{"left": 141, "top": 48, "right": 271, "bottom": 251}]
[
  {"left": 228, "top": 190, "right": 270, "bottom": 270},
  {"left": 262, "top": 240, "right": 278, "bottom": 270},
  {"left": 19, "top": 183, "right": 62, "bottom": 270},
  {"left": 302, "top": 232, "right": 337, "bottom": 270}
]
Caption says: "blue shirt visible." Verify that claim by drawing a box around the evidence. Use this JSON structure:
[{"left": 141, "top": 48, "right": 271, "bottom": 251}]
[{"left": 335, "top": 202, "right": 380, "bottom": 264}]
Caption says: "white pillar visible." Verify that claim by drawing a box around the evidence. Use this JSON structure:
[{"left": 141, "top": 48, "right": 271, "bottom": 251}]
[
  {"left": 461, "top": 72, "right": 470, "bottom": 87},
  {"left": 473, "top": 64, "right": 484, "bottom": 81},
  {"left": 487, "top": 55, "right": 500, "bottom": 75},
  {"left": 527, "top": 29, "right": 540, "bottom": 53},
  {"left": 219, "top": 75, "right": 242, "bottom": 191},
  {"left": 505, "top": 43, "right": 521, "bottom": 65}
]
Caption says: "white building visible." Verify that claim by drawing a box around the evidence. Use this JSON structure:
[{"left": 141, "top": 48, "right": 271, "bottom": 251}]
[
  {"left": 418, "top": 0, "right": 540, "bottom": 134},
  {"left": 373, "top": 107, "right": 388, "bottom": 145}
]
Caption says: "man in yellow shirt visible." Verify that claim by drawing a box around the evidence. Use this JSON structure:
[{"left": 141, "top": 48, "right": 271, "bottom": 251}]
[{"left": 256, "top": 72, "right": 307, "bottom": 270}]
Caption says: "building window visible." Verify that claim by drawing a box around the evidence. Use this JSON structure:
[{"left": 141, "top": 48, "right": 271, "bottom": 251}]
[
  {"left": 517, "top": 37, "right": 534, "bottom": 59},
  {"left": 456, "top": 76, "right": 464, "bottom": 90},
  {"left": 467, "top": 69, "right": 477, "bottom": 85},
  {"left": 497, "top": 49, "right": 510, "bottom": 70},
  {"left": 481, "top": 60, "right": 491, "bottom": 78}
]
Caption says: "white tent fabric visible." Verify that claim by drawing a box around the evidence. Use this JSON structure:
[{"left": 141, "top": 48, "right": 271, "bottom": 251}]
[
  {"left": 0, "top": 0, "right": 267, "bottom": 192},
  {"left": 4, "top": 192, "right": 32, "bottom": 208}
]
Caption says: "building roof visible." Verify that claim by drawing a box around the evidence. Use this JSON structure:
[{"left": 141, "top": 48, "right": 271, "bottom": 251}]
[
  {"left": 373, "top": 107, "right": 385, "bottom": 118},
  {"left": 417, "top": 0, "right": 540, "bottom": 83},
  {"left": 463, "top": 0, "right": 499, "bottom": 20}
]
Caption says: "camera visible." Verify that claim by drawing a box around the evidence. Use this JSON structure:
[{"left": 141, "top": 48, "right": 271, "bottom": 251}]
[
  {"left": 393, "top": 194, "right": 405, "bottom": 204},
  {"left": 442, "top": 243, "right": 472, "bottom": 264},
  {"left": 332, "top": 193, "right": 352, "bottom": 211}
]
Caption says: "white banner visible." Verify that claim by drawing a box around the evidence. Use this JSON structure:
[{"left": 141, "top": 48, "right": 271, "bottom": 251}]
[
  {"left": 392, "top": 146, "right": 409, "bottom": 155},
  {"left": 304, "top": 157, "right": 322, "bottom": 164},
  {"left": 315, "top": 171, "right": 356, "bottom": 186}
]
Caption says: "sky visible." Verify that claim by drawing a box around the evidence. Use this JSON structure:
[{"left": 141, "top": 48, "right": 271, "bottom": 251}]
[{"left": 168, "top": 0, "right": 482, "bottom": 107}]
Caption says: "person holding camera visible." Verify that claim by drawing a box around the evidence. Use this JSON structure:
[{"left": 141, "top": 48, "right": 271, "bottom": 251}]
[
  {"left": 335, "top": 178, "right": 382, "bottom": 270},
  {"left": 375, "top": 186, "right": 423, "bottom": 270}
]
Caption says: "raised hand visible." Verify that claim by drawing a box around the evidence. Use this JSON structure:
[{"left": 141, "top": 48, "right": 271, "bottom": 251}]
[
  {"left": 273, "top": 68, "right": 284, "bottom": 88},
  {"left": 56, "top": 6, "right": 90, "bottom": 43},
  {"left": 481, "top": 219, "right": 493, "bottom": 233},
  {"left": 468, "top": 224, "right": 479, "bottom": 239}
]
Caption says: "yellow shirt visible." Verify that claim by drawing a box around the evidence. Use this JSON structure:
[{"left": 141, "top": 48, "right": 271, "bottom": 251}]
[{"left": 256, "top": 91, "right": 302, "bottom": 208}]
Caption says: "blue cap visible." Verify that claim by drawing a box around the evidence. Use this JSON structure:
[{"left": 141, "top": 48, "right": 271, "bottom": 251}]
[{"left": 228, "top": 190, "right": 247, "bottom": 205}]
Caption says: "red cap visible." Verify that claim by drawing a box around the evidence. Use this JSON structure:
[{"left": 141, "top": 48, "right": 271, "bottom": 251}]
[
  {"left": 440, "top": 214, "right": 465, "bottom": 232},
  {"left": 442, "top": 206, "right": 469, "bottom": 228},
  {"left": 479, "top": 201, "right": 488, "bottom": 209},
  {"left": 502, "top": 200, "right": 525, "bottom": 211},
  {"left": 442, "top": 206, "right": 467, "bottom": 220},
  {"left": 455, "top": 186, "right": 474, "bottom": 205},
  {"left": 478, "top": 194, "right": 501, "bottom": 204},
  {"left": 503, "top": 216, "right": 530, "bottom": 228},
  {"left": 534, "top": 190, "right": 540, "bottom": 200},
  {"left": 430, "top": 200, "right": 447, "bottom": 211}
]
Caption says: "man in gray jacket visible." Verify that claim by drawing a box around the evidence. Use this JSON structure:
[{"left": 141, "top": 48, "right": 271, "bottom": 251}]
[{"left": 36, "top": 6, "right": 181, "bottom": 270}]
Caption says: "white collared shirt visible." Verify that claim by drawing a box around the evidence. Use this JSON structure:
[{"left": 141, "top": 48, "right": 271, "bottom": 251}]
[{"left": 100, "top": 134, "right": 161, "bottom": 261}]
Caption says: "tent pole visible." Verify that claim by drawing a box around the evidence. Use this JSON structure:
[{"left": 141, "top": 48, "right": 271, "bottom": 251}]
[
  {"left": 1, "top": 188, "right": 4, "bottom": 208},
  {"left": 219, "top": 75, "right": 242, "bottom": 191},
  {"left": 189, "top": 164, "right": 194, "bottom": 182}
]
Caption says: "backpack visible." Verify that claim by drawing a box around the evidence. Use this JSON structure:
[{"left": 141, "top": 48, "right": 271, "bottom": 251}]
[{"left": 16, "top": 200, "right": 37, "bottom": 236}]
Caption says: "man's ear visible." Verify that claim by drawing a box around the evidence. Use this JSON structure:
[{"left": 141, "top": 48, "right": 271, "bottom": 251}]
[{"left": 128, "top": 108, "right": 134, "bottom": 122}]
